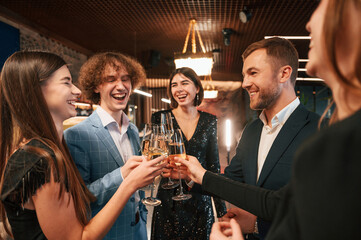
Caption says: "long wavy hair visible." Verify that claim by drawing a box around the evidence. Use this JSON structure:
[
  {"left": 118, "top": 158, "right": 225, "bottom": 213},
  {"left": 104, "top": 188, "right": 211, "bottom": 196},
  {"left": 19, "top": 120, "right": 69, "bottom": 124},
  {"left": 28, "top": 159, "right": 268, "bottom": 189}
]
[
  {"left": 0, "top": 51, "right": 95, "bottom": 237},
  {"left": 321, "top": 0, "right": 361, "bottom": 125}
]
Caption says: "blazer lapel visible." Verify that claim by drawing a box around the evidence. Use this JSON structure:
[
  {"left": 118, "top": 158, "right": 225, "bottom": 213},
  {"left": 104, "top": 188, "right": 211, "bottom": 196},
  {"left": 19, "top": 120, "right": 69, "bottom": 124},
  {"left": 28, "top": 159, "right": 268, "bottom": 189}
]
[
  {"left": 89, "top": 112, "right": 124, "bottom": 167},
  {"left": 243, "top": 120, "right": 263, "bottom": 185},
  {"left": 257, "top": 105, "right": 309, "bottom": 186},
  {"left": 127, "top": 124, "right": 141, "bottom": 156}
]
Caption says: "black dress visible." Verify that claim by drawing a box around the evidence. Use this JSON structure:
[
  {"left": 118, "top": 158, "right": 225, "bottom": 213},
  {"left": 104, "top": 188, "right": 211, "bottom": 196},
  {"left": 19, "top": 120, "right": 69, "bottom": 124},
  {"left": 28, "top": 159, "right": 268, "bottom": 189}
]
[
  {"left": 151, "top": 110, "right": 227, "bottom": 240},
  {"left": 202, "top": 108, "right": 361, "bottom": 239},
  {"left": 1, "top": 139, "right": 57, "bottom": 240}
]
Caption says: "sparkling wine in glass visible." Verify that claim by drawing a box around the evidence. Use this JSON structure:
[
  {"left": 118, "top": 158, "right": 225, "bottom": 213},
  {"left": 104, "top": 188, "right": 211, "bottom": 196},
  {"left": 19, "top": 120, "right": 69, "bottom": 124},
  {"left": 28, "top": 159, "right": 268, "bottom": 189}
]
[
  {"left": 141, "top": 125, "right": 168, "bottom": 206},
  {"left": 139, "top": 124, "right": 152, "bottom": 191},
  {"left": 161, "top": 112, "right": 179, "bottom": 190},
  {"left": 170, "top": 129, "right": 192, "bottom": 201}
]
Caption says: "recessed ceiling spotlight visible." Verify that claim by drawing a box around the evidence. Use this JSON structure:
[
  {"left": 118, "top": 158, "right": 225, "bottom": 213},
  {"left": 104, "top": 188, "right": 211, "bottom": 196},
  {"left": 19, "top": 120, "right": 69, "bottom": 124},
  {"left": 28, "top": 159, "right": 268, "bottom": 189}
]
[{"left": 240, "top": 6, "right": 252, "bottom": 23}]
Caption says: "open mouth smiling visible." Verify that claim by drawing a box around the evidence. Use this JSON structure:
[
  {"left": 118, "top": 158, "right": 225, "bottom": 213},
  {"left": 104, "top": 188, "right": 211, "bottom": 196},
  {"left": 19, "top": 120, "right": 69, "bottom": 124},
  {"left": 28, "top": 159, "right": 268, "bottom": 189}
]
[
  {"left": 112, "top": 93, "right": 127, "bottom": 101},
  {"left": 176, "top": 94, "right": 187, "bottom": 100}
]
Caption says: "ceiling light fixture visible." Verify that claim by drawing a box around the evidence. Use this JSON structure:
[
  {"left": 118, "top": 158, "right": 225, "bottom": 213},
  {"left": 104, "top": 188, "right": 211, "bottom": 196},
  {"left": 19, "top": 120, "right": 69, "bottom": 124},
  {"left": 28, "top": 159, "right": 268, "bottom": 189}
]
[
  {"left": 203, "top": 75, "right": 218, "bottom": 99},
  {"left": 134, "top": 89, "right": 152, "bottom": 97},
  {"left": 174, "top": 19, "right": 213, "bottom": 76},
  {"left": 222, "top": 28, "right": 234, "bottom": 46},
  {"left": 264, "top": 36, "right": 311, "bottom": 40},
  {"left": 239, "top": 6, "right": 252, "bottom": 23},
  {"left": 296, "top": 77, "right": 324, "bottom": 81},
  {"left": 161, "top": 98, "right": 171, "bottom": 104},
  {"left": 299, "top": 59, "right": 309, "bottom": 62}
]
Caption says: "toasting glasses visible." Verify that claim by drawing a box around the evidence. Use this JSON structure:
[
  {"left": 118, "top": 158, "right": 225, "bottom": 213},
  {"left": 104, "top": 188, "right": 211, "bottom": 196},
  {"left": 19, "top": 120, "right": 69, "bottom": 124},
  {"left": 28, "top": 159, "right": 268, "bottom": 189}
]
[
  {"left": 141, "top": 124, "right": 168, "bottom": 206},
  {"left": 169, "top": 129, "right": 192, "bottom": 201},
  {"left": 160, "top": 112, "right": 180, "bottom": 190}
]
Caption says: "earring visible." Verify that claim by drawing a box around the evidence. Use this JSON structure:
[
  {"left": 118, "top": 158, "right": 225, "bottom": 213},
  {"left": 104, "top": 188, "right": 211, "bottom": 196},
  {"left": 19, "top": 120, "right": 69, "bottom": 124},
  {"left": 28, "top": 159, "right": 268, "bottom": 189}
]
[{"left": 196, "top": 94, "right": 199, "bottom": 105}]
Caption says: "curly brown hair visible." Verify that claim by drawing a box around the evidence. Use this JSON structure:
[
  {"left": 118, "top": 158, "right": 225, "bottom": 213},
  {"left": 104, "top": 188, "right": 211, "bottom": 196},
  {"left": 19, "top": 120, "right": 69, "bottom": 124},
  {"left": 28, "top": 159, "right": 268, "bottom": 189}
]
[{"left": 79, "top": 52, "right": 146, "bottom": 104}]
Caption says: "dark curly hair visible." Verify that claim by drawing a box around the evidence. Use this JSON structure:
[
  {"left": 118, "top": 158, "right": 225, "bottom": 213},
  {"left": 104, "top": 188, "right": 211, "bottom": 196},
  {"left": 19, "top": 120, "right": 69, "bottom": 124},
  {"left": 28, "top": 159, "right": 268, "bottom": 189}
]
[{"left": 79, "top": 52, "right": 146, "bottom": 104}]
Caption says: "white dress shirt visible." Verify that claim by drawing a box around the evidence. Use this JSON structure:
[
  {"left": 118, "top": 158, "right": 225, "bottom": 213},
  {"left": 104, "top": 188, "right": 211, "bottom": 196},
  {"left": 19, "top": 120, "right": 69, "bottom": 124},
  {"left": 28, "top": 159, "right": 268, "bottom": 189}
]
[
  {"left": 257, "top": 98, "right": 300, "bottom": 180},
  {"left": 96, "top": 106, "right": 140, "bottom": 211}
]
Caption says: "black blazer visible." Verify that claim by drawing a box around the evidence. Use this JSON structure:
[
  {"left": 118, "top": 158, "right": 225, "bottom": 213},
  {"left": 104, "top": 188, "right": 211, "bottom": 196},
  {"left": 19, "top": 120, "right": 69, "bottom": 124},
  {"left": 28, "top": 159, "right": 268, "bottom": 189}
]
[
  {"left": 203, "top": 108, "right": 361, "bottom": 240},
  {"left": 224, "top": 104, "right": 320, "bottom": 238}
]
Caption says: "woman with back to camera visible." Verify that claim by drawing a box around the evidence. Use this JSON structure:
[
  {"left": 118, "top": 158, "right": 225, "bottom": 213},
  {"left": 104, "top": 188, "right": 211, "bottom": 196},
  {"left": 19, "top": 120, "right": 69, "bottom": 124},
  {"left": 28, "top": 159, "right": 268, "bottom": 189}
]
[
  {"left": 0, "top": 51, "right": 165, "bottom": 240},
  {"left": 178, "top": 0, "right": 361, "bottom": 239},
  {"left": 150, "top": 67, "right": 226, "bottom": 240}
]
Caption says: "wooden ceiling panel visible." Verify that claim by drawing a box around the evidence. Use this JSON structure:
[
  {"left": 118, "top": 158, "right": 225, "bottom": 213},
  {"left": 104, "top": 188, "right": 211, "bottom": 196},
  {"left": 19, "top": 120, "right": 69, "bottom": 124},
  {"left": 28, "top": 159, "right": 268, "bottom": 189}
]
[{"left": 0, "top": 0, "right": 319, "bottom": 81}]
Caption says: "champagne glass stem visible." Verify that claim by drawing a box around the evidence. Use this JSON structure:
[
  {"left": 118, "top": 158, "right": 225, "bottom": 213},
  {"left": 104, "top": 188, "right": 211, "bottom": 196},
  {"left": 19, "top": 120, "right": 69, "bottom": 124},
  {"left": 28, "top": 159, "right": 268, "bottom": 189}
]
[
  {"left": 177, "top": 166, "right": 184, "bottom": 195},
  {"left": 168, "top": 177, "right": 174, "bottom": 184},
  {"left": 150, "top": 182, "right": 155, "bottom": 198}
]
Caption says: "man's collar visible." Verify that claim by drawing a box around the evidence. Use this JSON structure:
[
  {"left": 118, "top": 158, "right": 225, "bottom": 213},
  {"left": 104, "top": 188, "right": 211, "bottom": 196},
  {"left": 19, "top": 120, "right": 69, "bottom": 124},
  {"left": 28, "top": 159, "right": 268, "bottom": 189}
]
[
  {"left": 96, "top": 106, "right": 130, "bottom": 129},
  {"left": 259, "top": 98, "right": 300, "bottom": 128}
]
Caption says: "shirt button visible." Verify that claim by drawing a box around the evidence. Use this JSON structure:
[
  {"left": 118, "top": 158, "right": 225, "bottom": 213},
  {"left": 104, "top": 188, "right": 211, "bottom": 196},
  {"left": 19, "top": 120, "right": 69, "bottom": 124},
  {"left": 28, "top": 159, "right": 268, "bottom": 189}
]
[{"left": 130, "top": 197, "right": 135, "bottom": 202}]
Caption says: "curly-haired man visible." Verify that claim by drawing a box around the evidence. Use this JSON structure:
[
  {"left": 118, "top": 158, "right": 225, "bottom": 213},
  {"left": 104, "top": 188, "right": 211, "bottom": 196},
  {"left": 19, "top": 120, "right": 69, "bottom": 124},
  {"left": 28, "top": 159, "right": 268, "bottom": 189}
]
[{"left": 64, "top": 52, "right": 148, "bottom": 240}]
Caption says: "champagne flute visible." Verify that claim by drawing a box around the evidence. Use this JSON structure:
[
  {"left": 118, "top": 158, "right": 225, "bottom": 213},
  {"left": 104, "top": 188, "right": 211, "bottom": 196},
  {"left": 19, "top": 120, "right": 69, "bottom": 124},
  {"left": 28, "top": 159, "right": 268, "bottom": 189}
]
[
  {"left": 139, "top": 124, "right": 152, "bottom": 191},
  {"left": 141, "top": 125, "right": 168, "bottom": 206},
  {"left": 161, "top": 112, "right": 179, "bottom": 189},
  {"left": 170, "top": 129, "right": 192, "bottom": 201}
]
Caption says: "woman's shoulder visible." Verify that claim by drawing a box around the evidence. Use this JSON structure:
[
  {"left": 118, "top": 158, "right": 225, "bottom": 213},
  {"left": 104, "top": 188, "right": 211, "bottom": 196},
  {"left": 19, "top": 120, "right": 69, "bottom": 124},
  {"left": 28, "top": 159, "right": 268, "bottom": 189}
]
[
  {"left": 151, "top": 109, "right": 172, "bottom": 123},
  {"left": 198, "top": 111, "right": 217, "bottom": 127},
  {"left": 199, "top": 111, "right": 217, "bottom": 120},
  {"left": 152, "top": 109, "right": 172, "bottom": 117},
  {"left": 1, "top": 138, "right": 55, "bottom": 203},
  {"left": 294, "top": 109, "right": 361, "bottom": 168}
]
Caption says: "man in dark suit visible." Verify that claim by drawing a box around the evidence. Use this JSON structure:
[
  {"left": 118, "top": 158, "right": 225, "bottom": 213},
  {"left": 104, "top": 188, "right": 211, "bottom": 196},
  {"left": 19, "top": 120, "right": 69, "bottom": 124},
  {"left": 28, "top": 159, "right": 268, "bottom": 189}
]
[{"left": 221, "top": 37, "right": 320, "bottom": 240}]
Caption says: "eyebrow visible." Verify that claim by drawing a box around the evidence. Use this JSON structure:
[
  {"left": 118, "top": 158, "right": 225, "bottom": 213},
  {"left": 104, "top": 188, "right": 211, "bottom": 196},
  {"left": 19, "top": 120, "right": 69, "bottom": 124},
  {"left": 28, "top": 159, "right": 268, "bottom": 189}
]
[
  {"left": 61, "top": 77, "right": 72, "bottom": 81},
  {"left": 243, "top": 67, "right": 259, "bottom": 75}
]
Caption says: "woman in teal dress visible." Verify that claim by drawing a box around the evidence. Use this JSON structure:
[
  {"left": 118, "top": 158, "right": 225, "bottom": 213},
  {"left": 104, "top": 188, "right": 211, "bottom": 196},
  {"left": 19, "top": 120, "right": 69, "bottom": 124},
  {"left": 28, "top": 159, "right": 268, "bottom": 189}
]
[{"left": 151, "top": 67, "right": 226, "bottom": 240}]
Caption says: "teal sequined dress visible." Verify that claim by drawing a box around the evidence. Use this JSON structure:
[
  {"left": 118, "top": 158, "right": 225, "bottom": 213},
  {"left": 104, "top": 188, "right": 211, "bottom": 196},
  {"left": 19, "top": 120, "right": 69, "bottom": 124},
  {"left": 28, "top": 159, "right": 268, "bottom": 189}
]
[{"left": 151, "top": 110, "right": 226, "bottom": 240}]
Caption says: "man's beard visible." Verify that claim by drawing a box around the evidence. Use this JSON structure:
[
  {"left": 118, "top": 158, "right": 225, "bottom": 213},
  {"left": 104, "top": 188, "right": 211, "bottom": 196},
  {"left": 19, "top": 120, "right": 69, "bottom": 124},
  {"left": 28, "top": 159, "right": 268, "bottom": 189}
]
[{"left": 250, "top": 83, "right": 282, "bottom": 110}]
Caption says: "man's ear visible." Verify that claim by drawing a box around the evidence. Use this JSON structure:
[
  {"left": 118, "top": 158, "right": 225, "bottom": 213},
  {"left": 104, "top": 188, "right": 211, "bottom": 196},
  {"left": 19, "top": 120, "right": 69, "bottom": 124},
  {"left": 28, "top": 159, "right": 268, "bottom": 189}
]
[
  {"left": 94, "top": 86, "right": 100, "bottom": 93},
  {"left": 279, "top": 65, "right": 292, "bottom": 83}
]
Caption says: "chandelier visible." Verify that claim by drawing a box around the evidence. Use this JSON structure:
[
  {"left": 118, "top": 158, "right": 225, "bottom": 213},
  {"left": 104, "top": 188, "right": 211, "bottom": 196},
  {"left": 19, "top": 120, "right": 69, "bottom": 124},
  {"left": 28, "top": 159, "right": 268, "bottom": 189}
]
[
  {"left": 174, "top": 19, "right": 213, "bottom": 76},
  {"left": 203, "top": 75, "right": 218, "bottom": 99}
]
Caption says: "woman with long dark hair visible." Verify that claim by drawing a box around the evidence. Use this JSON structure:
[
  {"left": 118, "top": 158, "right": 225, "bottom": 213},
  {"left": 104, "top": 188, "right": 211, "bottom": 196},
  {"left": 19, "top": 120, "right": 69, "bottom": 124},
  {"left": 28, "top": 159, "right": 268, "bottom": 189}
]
[
  {"left": 0, "top": 51, "right": 165, "bottom": 240},
  {"left": 151, "top": 67, "right": 226, "bottom": 240}
]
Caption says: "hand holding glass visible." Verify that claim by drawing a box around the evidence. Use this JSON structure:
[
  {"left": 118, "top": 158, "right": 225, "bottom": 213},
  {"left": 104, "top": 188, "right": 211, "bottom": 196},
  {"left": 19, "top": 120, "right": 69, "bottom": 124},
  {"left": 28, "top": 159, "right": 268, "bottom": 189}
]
[
  {"left": 170, "top": 129, "right": 192, "bottom": 201},
  {"left": 141, "top": 125, "right": 168, "bottom": 206},
  {"left": 160, "top": 112, "right": 179, "bottom": 189}
]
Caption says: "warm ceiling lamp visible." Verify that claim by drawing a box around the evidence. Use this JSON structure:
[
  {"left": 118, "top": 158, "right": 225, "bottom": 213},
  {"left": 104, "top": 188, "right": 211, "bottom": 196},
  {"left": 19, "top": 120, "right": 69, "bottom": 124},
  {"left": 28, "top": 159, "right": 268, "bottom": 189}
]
[
  {"left": 203, "top": 75, "right": 218, "bottom": 99},
  {"left": 174, "top": 19, "right": 213, "bottom": 76}
]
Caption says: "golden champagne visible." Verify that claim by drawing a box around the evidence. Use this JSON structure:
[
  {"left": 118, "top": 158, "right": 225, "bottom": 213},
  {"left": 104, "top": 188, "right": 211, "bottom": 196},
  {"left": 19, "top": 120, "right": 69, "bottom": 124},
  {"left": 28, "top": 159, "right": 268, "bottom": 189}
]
[
  {"left": 141, "top": 139, "right": 150, "bottom": 155},
  {"left": 168, "top": 142, "right": 186, "bottom": 166}
]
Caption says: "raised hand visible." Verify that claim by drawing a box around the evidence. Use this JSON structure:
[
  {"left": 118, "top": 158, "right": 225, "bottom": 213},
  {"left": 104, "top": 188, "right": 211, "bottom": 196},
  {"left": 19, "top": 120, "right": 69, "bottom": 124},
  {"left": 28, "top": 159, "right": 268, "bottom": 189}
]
[
  {"left": 220, "top": 207, "right": 257, "bottom": 234},
  {"left": 210, "top": 219, "right": 244, "bottom": 240},
  {"left": 120, "top": 156, "right": 145, "bottom": 179},
  {"left": 125, "top": 155, "right": 167, "bottom": 190},
  {"left": 174, "top": 155, "right": 206, "bottom": 185}
]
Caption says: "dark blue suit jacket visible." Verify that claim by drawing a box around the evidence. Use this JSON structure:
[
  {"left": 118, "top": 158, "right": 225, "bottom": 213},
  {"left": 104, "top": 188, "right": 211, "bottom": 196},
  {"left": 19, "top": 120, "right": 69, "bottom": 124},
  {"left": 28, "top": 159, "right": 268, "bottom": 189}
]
[{"left": 224, "top": 104, "right": 320, "bottom": 239}]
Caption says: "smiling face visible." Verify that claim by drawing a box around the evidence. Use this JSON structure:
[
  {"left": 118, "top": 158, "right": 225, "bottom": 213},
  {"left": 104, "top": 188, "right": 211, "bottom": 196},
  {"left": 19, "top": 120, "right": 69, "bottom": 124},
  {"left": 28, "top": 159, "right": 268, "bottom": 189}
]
[
  {"left": 41, "top": 65, "right": 81, "bottom": 124},
  {"left": 170, "top": 73, "right": 199, "bottom": 108},
  {"left": 95, "top": 63, "right": 132, "bottom": 118},
  {"left": 305, "top": 0, "right": 330, "bottom": 81},
  {"left": 242, "top": 49, "right": 282, "bottom": 111}
]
